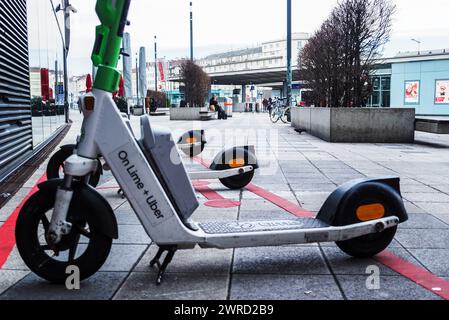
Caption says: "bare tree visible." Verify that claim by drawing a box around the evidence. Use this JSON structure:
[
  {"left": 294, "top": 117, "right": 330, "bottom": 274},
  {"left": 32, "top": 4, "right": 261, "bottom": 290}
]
[
  {"left": 180, "top": 60, "right": 211, "bottom": 108},
  {"left": 300, "top": 0, "right": 395, "bottom": 107},
  {"left": 146, "top": 90, "right": 167, "bottom": 108}
]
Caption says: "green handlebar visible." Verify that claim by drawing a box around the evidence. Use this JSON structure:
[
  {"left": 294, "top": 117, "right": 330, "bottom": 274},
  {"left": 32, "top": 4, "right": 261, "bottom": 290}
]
[{"left": 92, "top": 0, "right": 130, "bottom": 92}]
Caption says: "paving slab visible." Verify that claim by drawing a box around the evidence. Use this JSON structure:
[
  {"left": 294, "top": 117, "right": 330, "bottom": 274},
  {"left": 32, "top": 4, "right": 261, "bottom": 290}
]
[
  {"left": 414, "top": 202, "right": 449, "bottom": 215},
  {"left": 114, "top": 272, "right": 229, "bottom": 300},
  {"left": 134, "top": 246, "right": 233, "bottom": 275},
  {"left": 403, "top": 193, "right": 449, "bottom": 203},
  {"left": 290, "top": 183, "right": 337, "bottom": 192},
  {"left": 233, "top": 246, "right": 329, "bottom": 275},
  {"left": 321, "top": 247, "right": 421, "bottom": 276},
  {"left": 395, "top": 228, "right": 449, "bottom": 249},
  {"left": 408, "top": 249, "right": 449, "bottom": 277},
  {"left": 230, "top": 274, "right": 343, "bottom": 300},
  {"left": 1, "top": 272, "right": 128, "bottom": 300},
  {"left": 337, "top": 275, "right": 442, "bottom": 300},
  {"left": 0, "top": 271, "right": 29, "bottom": 295},
  {"left": 100, "top": 244, "right": 148, "bottom": 272},
  {"left": 398, "top": 212, "right": 449, "bottom": 229},
  {"left": 0, "top": 247, "right": 30, "bottom": 271},
  {"left": 114, "top": 225, "right": 152, "bottom": 245}
]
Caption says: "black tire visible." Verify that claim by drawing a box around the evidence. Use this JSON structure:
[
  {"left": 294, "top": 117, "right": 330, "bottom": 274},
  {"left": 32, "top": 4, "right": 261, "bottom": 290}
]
[
  {"left": 270, "top": 108, "right": 280, "bottom": 124},
  {"left": 15, "top": 188, "right": 113, "bottom": 283},
  {"left": 281, "top": 107, "right": 291, "bottom": 124},
  {"left": 47, "top": 147, "right": 102, "bottom": 187},
  {"left": 219, "top": 165, "right": 255, "bottom": 190},
  {"left": 335, "top": 182, "right": 401, "bottom": 258}
]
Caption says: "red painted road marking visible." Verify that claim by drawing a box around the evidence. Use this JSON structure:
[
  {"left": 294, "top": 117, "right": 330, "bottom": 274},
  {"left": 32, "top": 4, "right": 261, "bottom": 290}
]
[
  {"left": 375, "top": 251, "right": 449, "bottom": 300},
  {"left": 193, "top": 180, "right": 240, "bottom": 208},
  {"left": 0, "top": 174, "right": 47, "bottom": 269},
  {"left": 193, "top": 156, "right": 314, "bottom": 216},
  {"left": 246, "top": 183, "right": 315, "bottom": 218},
  {"left": 192, "top": 156, "right": 449, "bottom": 300}
]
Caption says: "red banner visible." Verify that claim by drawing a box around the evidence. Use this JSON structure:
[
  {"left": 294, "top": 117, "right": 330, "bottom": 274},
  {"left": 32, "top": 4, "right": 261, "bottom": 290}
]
[
  {"left": 40, "top": 68, "right": 50, "bottom": 101},
  {"left": 158, "top": 62, "right": 165, "bottom": 82}
]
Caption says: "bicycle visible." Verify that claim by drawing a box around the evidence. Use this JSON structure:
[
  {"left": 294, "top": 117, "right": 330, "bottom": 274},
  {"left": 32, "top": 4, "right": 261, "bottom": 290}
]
[{"left": 270, "top": 98, "right": 291, "bottom": 124}]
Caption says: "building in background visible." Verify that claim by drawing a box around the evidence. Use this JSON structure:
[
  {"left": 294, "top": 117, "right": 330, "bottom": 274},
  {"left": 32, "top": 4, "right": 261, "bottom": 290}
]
[{"left": 0, "top": 0, "right": 67, "bottom": 181}]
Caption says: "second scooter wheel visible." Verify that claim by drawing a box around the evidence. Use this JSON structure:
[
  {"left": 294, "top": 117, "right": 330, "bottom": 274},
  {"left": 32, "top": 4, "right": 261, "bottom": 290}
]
[
  {"left": 334, "top": 182, "right": 402, "bottom": 258},
  {"left": 15, "top": 187, "right": 113, "bottom": 284},
  {"left": 182, "top": 142, "right": 206, "bottom": 158},
  {"left": 47, "top": 147, "right": 102, "bottom": 187},
  {"left": 219, "top": 160, "right": 255, "bottom": 190}
]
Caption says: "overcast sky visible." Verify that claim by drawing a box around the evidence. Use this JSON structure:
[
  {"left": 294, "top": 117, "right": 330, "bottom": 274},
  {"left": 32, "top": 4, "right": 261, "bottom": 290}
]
[{"left": 68, "top": 0, "right": 449, "bottom": 75}]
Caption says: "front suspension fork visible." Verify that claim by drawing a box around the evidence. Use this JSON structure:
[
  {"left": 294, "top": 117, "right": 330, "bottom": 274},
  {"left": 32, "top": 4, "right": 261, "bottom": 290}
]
[
  {"left": 46, "top": 155, "right": 99, "bottom": 246},
  {"left": 47, "top": 175, "right": 74, "bottom": 245}
]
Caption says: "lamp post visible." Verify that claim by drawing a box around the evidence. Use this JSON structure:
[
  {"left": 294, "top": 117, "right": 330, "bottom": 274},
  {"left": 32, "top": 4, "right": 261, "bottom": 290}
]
[
  {"left": 55, "top": 0, "right": 77, "bottom": 123},
  {"left": 286, "top": 0, "right": 292, "bottom": 107},
  {"left": 411, "top": 38, "right": 421, "bottom": 55},
  {"left": 190, "top": 2, "right": 194, "bottom": 61},
  {"left": 154, "top": 36, "right": 158, "bottom": 92},
  {"left": 136, "top": 53, "right": 139, "bottom": 106}
]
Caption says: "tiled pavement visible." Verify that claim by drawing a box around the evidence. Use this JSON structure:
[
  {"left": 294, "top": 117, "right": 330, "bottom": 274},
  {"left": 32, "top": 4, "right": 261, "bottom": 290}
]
[{"left": 1, "top": 112, "right": 449, "bottom": 300}]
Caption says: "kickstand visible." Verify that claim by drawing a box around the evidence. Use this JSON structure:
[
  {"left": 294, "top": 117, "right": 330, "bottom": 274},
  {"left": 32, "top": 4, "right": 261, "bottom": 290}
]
[{"left": 149, "top": 246, "right": 177, "bottom": 286}]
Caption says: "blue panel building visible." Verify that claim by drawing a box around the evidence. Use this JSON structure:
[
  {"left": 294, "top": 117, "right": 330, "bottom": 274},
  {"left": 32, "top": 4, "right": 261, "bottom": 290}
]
[{"left": 374, "top": 50, "right": 449, "bottom": 116}]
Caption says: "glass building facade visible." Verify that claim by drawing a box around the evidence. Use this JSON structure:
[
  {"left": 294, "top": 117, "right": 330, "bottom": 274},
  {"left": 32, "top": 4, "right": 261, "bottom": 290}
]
[
  {"left": 28, "top": 0, "right": 66, "bottom": 147},
  {"left": 0, "top": 0, "right": 67, "bottom": 180}
]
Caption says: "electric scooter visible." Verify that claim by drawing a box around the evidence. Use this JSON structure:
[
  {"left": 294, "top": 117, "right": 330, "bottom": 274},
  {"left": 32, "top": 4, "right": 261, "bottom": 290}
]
[
  {"left": 15, "top": 0, "right": 408, "bottom": 286},
  {"left": 47, "top": 122, "right": 258, "bottom": 190}
]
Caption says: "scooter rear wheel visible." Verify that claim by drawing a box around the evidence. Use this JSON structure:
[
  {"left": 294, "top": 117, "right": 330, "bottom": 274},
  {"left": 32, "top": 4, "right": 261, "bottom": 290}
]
[
  {"left": 47, "top": 147, "right": 102, "bottom": 187},
  {"left": 334, "top": 182, "right": 400, "bottom": 258},
  {"left": 15, "top": 189, "right": 113, "bottom": 284},
  {"left": 219, "top": 165, "right": 255, "bottom": 190},
  {"left": 181, "top": 142, "right": 206, "bottom": 158}
]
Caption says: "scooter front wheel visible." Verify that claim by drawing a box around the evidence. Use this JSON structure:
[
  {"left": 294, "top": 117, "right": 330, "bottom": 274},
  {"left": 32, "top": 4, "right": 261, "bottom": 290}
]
[
  {"left": 47, "top": 147, "right": 102, "bottom": 187},
  {"left": 334, "top": 182, "right": 400, "bottom": 258},
  {"left": 15, "top": 188, "right": 113, "bottom": 284}
]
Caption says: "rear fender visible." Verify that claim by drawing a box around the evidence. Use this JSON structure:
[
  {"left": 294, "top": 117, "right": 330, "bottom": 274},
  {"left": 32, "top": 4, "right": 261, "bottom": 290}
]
[
  {"left": 316, "top": 177, "right": 408, "bottom": 225},
  {"left": 210, "top": 145, "right": 259, "bottom": 170},
  {"left": 177, "top": 130, "right": 207, "bottom": 145}
]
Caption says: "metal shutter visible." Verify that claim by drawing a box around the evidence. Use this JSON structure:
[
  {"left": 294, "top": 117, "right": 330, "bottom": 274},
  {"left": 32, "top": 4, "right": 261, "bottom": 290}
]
[{"left": 0, "top": 0, "right": 32, "bottom": 179}]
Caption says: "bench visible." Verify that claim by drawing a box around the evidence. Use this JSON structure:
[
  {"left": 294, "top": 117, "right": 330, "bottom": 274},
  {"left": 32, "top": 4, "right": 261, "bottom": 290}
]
[
  {"left": 150, "top": 108, "right": 169, "bottom": 116},
  {"left": 199, "top": 111, "right": 217, "bottom": 121},
  {"left": 415, "top": 117, "right": 449, "bottom": 134}
]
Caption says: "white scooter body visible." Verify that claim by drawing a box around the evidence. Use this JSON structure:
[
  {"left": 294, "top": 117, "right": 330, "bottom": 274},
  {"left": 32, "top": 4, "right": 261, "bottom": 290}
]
[{"left": 58, "top": 89, "right": 400, "bottom": 250}]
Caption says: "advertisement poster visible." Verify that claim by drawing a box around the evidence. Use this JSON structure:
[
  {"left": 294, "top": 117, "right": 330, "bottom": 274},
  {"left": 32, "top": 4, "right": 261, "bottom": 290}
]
[
  {"left": 405, "top": 80, "right": 420, "bottom": 104},
  {"left": 435, "top": 80, "right": 449, "bottom": 104}
]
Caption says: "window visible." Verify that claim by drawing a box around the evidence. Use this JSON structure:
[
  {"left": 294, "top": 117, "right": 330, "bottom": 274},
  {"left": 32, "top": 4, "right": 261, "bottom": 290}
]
[{"left": 368, "top": 76, "right": 391, "bottom": 108}]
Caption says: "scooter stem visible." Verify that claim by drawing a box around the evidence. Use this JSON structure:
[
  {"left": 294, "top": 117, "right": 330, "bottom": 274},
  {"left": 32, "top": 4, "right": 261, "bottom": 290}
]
[{"left": 92, "top": 0, "right": 131, "bottom": 92}]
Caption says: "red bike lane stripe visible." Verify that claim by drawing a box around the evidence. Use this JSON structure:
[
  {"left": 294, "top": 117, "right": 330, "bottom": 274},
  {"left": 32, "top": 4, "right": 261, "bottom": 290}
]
[
  {"left": 375, "top": 251, "right": 449, "bottom": 300},
  {"left": 0, "top": 174, "right": 47, "bottom": 269},
  {"left": 192, "top": 181, "right": 240, "bottom": 208},
  {"left": 245, "top": 183, "right": 315, "bottom": 218},
  {"left": 192, "top": 156, "right": 449, "bottom": 300}
]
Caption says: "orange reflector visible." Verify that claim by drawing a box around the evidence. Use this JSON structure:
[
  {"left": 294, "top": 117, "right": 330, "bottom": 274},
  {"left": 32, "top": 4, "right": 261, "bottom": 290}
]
[
  {"left": 84, "top": 96, "right": 95, "bottom": 111},
  {"left": 356, "top": 203, "right": 385, "bottom": 221},
  {"left": 186, "top": 137, "right": 197, "bottom": 144},
  {"left": 229, "top": 158, "right": 246, "bottom": 168}
]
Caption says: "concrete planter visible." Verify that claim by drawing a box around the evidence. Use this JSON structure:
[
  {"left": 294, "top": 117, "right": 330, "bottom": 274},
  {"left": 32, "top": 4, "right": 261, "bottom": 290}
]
[
  {"left": 291, "top": 107, "right": 416, "bottom": 143},
  {"left": 170, "top": 108, "right": 204, "bottom": 121}
]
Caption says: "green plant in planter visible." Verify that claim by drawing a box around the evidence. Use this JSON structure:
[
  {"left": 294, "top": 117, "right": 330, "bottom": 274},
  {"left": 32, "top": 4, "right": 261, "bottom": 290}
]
[
  {"left": 31, "top": 97, "right": 43, "bottom": 117},
  {"left": 114, "top": 96, "right": 129, "bottom": 114}
]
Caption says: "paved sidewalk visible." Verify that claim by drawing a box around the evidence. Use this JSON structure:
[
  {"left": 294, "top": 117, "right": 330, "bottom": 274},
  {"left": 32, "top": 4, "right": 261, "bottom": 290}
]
[{"left": 1, "top": 113, "right": 449, "bottom": 300}]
